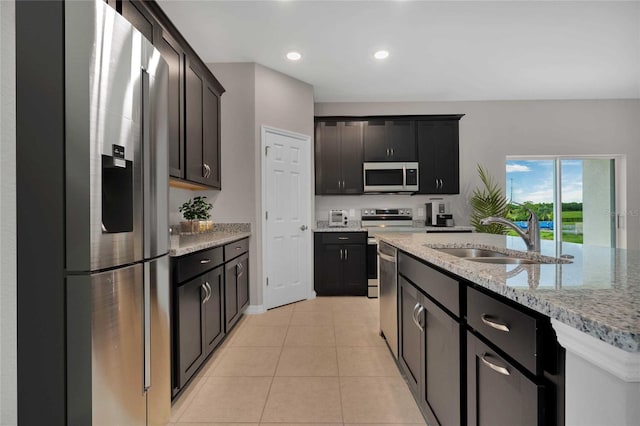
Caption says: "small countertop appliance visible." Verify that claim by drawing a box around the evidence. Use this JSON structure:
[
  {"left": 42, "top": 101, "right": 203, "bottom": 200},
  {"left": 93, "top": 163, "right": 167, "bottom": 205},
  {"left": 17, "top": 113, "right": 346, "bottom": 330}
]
[
  {"left": 329, "top": 209, "right": 349, "bottom": 227},
  {"left": 426, "top": 201, "right": 454, "bottom": 227}
]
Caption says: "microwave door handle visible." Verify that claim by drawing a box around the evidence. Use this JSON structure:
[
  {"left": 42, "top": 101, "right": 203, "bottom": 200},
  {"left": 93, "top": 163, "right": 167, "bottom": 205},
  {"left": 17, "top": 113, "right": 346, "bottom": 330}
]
[{"left": 402, "top": 166, "right": 407, "bottom": 190}]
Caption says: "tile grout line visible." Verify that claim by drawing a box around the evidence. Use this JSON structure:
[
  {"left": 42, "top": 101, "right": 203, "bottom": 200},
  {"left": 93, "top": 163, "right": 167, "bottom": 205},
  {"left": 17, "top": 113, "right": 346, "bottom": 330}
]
[{"left": 257, "top": 314, "right": 290, "bottom": 423}]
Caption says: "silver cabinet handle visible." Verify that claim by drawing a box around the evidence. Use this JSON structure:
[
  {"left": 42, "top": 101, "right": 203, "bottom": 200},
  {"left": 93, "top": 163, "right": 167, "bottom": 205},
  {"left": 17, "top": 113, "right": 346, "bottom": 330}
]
[
  {"left": 411, "top": 302, "right": 424, "bottom": 331},
  {"left": 339, "top": 249, "right": 344, "bottom": 260},
  {"left": 480, "top": 353, "right": 510, "bottom": 376},
  {"left": 202, "top": 164, "right": 209, "bottom": 178},
  {"left": 235, "top": 246, "right": 242, "bottom": 250},
  {"left": 338, "top": 237, "right": 349, "bottom": 240},
  {"left": 439, "top": 179, "right": 443, "bottom": 189},
  {"left": 236, "top": 263, "right": 243, "bottom": 278},
  {"left": 417, "top": 305, "right": 425, "bottom": 329},
  {"left": 300, "top": 225, "right": 308, "bottom": 231},
  {"left": 200, "top": 259, "right": 211, "bottom": 264},
  {"left": 201, "top": 283, "right": 208, "bottom": 304},
  {"left": 481, "top": 314, "right": 510, "bottom": 332},
  {"left": 386, "top": 148, "right": 390, "bottom": 156},
  {"left": 205, "top": 282, "right": 213, "bottom": 301},
  {"left": 345, "top": 248, "right": 348, "bottom": 260},
  {"left": 391, "top": 148, "right": 394, "bottom": 156},
  {"left": 435, "top": 178, "right": 438, "bottom": 188}
]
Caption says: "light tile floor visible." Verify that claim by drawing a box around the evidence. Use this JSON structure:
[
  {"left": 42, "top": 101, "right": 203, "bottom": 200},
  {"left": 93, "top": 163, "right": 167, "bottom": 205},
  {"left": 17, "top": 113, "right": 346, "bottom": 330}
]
[{"left": 169, "top": 296, "right": 426, "bottom": 426}]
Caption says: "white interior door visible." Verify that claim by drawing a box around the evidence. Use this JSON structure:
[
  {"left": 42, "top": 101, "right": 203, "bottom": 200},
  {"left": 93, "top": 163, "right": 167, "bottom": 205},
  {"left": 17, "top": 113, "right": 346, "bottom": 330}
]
[{"left": 262, "top": 126, "right": 312, "bottom": 309}]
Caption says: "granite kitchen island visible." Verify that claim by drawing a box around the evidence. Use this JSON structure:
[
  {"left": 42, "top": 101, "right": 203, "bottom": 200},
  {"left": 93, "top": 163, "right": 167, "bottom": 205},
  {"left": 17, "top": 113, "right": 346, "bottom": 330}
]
[{"left": 377, "top": 232, "right": 639, "bottom": 426}]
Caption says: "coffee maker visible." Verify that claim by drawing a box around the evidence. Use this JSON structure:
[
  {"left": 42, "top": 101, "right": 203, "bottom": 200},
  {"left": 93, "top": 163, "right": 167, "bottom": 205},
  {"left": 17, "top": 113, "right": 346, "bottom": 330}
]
[{"left": 426, "top": 201, "right": 453, "bottom": 226}]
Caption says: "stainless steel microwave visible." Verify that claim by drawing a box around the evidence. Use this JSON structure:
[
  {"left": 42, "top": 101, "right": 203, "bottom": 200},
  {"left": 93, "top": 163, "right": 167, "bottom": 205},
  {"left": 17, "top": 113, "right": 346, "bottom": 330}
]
[{"left": 363, "top": 162, "right": 419, "bottom": 193}]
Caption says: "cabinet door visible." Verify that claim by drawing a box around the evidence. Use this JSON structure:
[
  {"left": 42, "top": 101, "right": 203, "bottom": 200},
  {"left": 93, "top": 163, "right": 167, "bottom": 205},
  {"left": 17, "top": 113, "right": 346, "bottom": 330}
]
[
  {"left": 340, "top": 122, "right": 364, "bottom": 194},
  {"left": 363, "top": 120, "right": 388, "bottom": 161},
  {"left": 156, "top": 29, "right": 185, "bottom": 179},
  {"left": 341, "top": 244, "right": 367, "bottom": 296},
  {"left": 315, "top": 122, "right": 341, "bottom": 194},
  {"left": 225, "top": 259, "right": 239, "bottom": 331},
  {"left": 176, "top": 276, "right": 206, "bottom": 388},
  {"left": 236, "top": 253, "right": 249, "bottom": 311},
  {"left": 121, "top": 0, "right": 156, "bottom": 43},
  {"left": 387, "top": 120, "right": 416, "bottom": 161},
  {"left": 203, "top": 266, "right": 224, "bottom": 356},
  {"left": 421, "top": 297, "right": 461, "bottom": 426},
  {"left": 202, "top": 80, "right": 221, "bottom": 188},
  {"left": 467, "top": 332, "right": 544, "bottom": 426},
  {"left": 313, "top": 239, "right": 344, "bottom": 296},
  {"left": 417, "top": 121, "right": 459, "bottom": 194},
  {"left": 398, "top": 277, "right": 423, "bottom": 396},
  {"left": 185, "top": 57, "right": 205, "bottom": 185}
]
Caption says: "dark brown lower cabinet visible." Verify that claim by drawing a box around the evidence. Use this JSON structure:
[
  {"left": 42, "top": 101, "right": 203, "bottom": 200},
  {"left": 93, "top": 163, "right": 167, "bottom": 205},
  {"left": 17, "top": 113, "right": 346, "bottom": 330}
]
[
  {"left": 225, "top": 252, "right": 249, "bottom": 331},
  {"left": 398, "top": 276, "right": 461, "bottom": 426},
  {"left": 314, "top": 232, "right": 367, "bottom": 296},
  {"left": 175, "top": 265, "right": 224, "bottom": 390},
  {"left": 467, "top": 332, "right": 545, "bottom": 426}
]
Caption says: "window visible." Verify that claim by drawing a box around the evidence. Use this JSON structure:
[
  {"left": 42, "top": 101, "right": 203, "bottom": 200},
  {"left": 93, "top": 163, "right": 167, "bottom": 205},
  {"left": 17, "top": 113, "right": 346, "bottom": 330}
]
[{"left": 506, "top": 156, "right": 621, "bottom": 248}]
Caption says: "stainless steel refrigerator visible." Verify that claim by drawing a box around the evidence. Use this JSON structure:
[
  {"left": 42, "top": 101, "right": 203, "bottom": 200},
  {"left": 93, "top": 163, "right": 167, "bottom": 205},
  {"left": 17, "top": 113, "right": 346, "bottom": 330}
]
[{"left": 64, "top": 1, "right": 170, "bottom": 424}]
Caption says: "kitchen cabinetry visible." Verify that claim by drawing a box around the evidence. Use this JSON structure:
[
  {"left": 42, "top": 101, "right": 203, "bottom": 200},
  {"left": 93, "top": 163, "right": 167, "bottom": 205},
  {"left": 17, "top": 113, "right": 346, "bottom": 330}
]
[
  {"left": 171, "top": 237, "right": 250, "bottom": 396},
  {"left": 156, "top": 29, "right": 185, "bottom": 178},
  {"left": 186, "top": 56, "right": 222, "bottom": 188},
  {"left": 417, "top": 119, "right": 460, "bottom": 194},
  {"left": 398, "top": 253, "right": 462, "bottom": 426},
  {"left": 315, "top": 121, "right": 364, "bottom": 195},
  {"left": 224, "top": 238, "right": 249, "bottom": 331},
  {"left": 364, "top": 120, "right": 416, "bottom": 162},
  {"left": 121, "top": 0, "right": 157, "bottom": 43},
  {"left": 314, "top": 232, "right": 367, "bottom": 296},
  {"left": 173, "top": 246, "right": 225, "bottom": 392},
  {"left": 115, "top": 0, "right": 225, "bottom": 188},
  {"left": 466, "top": 286, "right": 556, "bottom": 426}
]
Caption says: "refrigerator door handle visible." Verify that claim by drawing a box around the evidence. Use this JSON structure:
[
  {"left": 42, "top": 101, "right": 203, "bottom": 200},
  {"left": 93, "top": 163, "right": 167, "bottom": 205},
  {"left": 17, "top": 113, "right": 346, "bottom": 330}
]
[
  {"left": 143, "top": 262, "right": 151, "bottom": 391},
  {"left": 142, "top": 68, "right": 152, "bottom": 260}
]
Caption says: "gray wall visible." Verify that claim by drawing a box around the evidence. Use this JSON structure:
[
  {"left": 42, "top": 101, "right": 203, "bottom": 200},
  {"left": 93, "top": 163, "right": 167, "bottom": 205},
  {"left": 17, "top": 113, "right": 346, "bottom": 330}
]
[
  {"left": 315, "top": 100, "right": 640, "bottom": 249},
  {"left": 0, "top": 0, "right": 17, "bottom": 423},
  {"left": 172, "top": 63, "right": 315, "bottom": 309},
  {"left": 253, "top": 64, "right": 315, "bottom": 305}
]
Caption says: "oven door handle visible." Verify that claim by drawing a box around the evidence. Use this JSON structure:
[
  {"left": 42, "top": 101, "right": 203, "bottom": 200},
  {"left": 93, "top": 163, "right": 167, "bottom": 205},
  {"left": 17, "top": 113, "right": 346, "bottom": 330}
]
[{"left": 377, "top": 251, "right": 397, "bottom": 263}]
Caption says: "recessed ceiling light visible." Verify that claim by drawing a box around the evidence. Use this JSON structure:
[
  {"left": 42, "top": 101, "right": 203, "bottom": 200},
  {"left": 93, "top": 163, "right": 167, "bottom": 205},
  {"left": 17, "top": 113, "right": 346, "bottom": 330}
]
[
  {"left": 374, "top": 50, "right": 389, "bottom": 60},
  {"left": 286, "top": 51, "right": 302, "bottom": 61}
]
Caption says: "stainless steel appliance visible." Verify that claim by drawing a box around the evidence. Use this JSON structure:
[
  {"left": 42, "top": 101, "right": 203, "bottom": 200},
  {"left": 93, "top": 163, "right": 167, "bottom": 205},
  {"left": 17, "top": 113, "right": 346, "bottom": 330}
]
[
  {"left": 329, "top": 209, "right": 349, "bottom": 227},
  {"left": 378, "top": 240, "right": 398, "bottom": 359},
  {"left": 65, "top": 1, "right": 170, "bottom": 424},
  {"left": 362, "top": 208, "right": 413, "bottom": 299},
  {"left": 426, "top": 200, "right": 450, "bottom": 226},
  {"left": 363, "top": 162, "right": 419, "bottom": 193}
]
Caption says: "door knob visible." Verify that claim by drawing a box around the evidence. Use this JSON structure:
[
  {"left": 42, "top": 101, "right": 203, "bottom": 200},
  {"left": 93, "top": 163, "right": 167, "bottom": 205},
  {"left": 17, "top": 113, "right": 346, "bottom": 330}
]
[{"left": 300, "top": 225, "right": 308, "bottom": 231}]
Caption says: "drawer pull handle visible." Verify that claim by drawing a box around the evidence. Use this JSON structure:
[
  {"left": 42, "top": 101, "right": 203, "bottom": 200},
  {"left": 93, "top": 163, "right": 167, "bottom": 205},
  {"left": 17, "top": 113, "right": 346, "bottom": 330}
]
[
  {"left": 338, "top": 237, "right": 349, "bottom": 240},
  {"left": 480, "top": 352, "right": 510, "bottom": 376},
  {"left": 412, "top": 303, "right": 424, "bottom": 332},
  {"left": 200, "top": 259, "right": 211, "bottom": 264},
  {"left": 481, "top": 314, "right": 510, "bottom": 332},
  {"left": 236, "top": 246, "right": 242, "bottom": 250}
]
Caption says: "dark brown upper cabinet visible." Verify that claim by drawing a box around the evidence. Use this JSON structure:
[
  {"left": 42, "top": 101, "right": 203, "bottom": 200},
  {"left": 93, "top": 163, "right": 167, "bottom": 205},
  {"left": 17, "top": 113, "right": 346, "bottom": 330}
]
[
  {"left": 315, "top": 121, "right": 364, "bottom": 195},
  {"left": 121, "top": 0, "right": 157, "bottom": 43},
  {"left": 117, "top": 0, "right": 225, "bottom": 189},
  {"left": 185, "top": 56, "right": 222, "bottom": 189},
  {"left": 417, "top": 120, "right": 461, "bottom": 194},
  {"left": 156, "top": 28, "right": 185, "bottom": 179},
  {"left": 364, "top": 120, "right": 416, "bottom": 162}
]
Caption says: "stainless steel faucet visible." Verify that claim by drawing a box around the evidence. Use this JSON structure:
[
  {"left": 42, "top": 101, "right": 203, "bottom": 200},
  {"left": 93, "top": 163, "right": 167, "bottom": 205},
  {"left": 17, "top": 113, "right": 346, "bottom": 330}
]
[{"left": 480, "top": 207, "right": 541, "bottom": 252}]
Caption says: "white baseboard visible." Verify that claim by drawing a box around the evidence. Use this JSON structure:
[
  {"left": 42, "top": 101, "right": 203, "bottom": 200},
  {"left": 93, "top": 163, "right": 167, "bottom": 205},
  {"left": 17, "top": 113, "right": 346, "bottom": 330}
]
[
  {"left": 307, "top": 291, "right": 317, "bottom": 300},
  {"left": 244, "top": 304, "right": 266, "bottom": 315}
]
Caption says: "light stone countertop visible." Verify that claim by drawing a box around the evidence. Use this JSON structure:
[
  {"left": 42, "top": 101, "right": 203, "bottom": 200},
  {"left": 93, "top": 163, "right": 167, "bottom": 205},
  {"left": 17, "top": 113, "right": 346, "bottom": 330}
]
[
  {"left": 169, "top": 231, "right": 251, "bottom": 257},
  {"left": 377, "top": 232, "right": 640, "bottom": 352}
]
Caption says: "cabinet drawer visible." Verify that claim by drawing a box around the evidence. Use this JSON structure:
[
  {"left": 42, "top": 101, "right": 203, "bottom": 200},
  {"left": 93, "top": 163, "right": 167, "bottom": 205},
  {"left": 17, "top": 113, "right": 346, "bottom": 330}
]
[
  {"left": 173, "top": 246, "right": 224, "bottom": 284},
  {"left": 320, "top": 232, "right": 366, "bottom": 245},
  {"left": 224, "top": 237, "right": 249, "bottom": 261},
  {"left": 467, "top": 286, "right": 541, "bottom": 375},
  {"left": 398, "top": 252, "right": 460, "bottom": 317}
]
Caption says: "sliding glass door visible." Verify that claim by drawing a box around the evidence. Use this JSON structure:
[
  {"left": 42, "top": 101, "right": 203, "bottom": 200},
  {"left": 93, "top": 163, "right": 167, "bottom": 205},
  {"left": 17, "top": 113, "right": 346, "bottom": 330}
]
[{"left": 506, "top": 157, "right": 617, "bottom": 248}]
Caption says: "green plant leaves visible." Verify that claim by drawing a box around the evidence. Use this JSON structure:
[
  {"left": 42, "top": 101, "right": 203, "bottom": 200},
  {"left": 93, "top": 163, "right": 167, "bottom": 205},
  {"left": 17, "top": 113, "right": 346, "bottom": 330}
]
[
  {"left": 179, "top": 196, "right": 213, "bottom": 221},
  {"left": 470, "top": 164, "right": 509, "bottom": 234}
]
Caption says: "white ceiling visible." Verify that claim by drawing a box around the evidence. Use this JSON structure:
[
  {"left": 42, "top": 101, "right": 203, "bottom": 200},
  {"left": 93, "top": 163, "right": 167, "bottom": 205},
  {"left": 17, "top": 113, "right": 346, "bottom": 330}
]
[{"left": 156, "top": 0, "right": 640, "bottom": 102}]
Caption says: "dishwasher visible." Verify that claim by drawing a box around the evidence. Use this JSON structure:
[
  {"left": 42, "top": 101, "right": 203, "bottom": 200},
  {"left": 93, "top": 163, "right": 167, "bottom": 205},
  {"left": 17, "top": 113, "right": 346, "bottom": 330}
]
[{"left": 378, "top": 240, "right": 398, "bottom": 359}]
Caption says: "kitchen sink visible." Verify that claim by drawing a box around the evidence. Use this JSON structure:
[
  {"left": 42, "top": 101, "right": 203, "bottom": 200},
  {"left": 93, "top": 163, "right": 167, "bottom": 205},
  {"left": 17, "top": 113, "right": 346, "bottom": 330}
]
[{"left": 434, "top": 247, "right": 508, "bottom": 258}]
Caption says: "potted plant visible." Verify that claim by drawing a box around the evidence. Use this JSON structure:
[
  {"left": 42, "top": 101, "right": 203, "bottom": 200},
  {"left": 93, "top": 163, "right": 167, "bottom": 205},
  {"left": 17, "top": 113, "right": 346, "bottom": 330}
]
[
  {"left": 179, "top": 196, "right": 213, "bottom": 234},
  {"left": 470, "top": 164, "right": 509, "bottom": 234}
]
